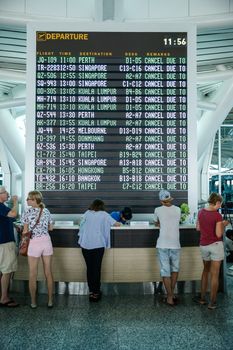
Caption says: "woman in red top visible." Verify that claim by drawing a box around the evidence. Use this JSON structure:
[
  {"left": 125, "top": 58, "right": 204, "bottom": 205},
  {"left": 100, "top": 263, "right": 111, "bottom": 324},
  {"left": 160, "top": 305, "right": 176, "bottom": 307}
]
[{"left": 195, "top": 193, "right": 228, "bottom": 309}]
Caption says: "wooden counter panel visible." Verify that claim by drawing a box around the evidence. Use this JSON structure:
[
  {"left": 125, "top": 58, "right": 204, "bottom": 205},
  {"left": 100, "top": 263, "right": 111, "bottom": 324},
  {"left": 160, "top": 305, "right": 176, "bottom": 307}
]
[
  {"left": 113, "top": 248, "right": 161, "bottom": 282},
  {"left": 14, "top": 248, "right": 114, "bottom": 282},
  {"left": 14, "top": 247, "right": 203, "bottom": 282},
  {"left": 14, "top": 228, "right": 203, "bottom": 283},
  {"left": 113, "top": 247, "right": 202, "bottom": 282},
  {"left": 179, "top": 247, "right": 203, "bottom": 281}
]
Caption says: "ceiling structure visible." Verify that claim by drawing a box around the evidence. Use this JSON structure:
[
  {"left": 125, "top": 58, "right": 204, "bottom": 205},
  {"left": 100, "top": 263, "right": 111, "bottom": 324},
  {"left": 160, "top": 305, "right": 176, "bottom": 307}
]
[
  {"left": 197, "top": 27, "right": 233, "bottom": 71},
  {"left": 196, "top": 26, "right": 233, "bottom": 120}
]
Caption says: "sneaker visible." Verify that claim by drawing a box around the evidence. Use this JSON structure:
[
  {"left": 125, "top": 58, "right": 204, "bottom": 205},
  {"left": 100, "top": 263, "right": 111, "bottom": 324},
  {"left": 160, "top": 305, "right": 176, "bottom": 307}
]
[{"left": 30, "top": 304, "right": 37, "bottom": 309}]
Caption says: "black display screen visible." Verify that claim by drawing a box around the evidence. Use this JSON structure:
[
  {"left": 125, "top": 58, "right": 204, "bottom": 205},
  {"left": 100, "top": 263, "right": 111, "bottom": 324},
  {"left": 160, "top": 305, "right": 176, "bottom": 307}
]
[{"left": 35, "top": 31, "right": 188, "bottom": 213}]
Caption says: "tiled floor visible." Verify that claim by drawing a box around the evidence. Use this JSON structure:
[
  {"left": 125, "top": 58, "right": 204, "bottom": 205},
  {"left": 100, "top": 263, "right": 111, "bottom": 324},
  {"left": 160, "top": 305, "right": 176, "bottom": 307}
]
[
  {"left": 226, "top": 263, "right": 233, "bottom": 295},
  {"left": 1, "top": 280, "right": 233, "bottom": 350}
]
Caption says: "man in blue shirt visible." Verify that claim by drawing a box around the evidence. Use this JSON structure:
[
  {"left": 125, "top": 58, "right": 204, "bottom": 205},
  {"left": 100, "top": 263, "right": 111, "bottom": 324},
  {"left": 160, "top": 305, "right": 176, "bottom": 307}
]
[
  {"left": 0, "top": 186, "right": 19, "bottom": 307},
  {"left": 110, "top": 207, "right": 132, "bottom": 224}
]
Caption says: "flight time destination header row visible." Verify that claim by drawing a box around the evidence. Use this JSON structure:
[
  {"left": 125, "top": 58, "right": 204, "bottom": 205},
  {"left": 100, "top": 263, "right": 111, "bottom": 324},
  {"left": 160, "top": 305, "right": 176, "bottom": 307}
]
[{"left": 34, "top": 31, "right": 188, "bottom": 213}]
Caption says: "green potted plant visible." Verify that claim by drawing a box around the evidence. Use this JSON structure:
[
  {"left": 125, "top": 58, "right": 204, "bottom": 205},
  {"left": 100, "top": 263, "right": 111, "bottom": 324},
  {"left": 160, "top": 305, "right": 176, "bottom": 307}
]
[{"left": 180, "top": 203, "right": 190, "bottom": 224}]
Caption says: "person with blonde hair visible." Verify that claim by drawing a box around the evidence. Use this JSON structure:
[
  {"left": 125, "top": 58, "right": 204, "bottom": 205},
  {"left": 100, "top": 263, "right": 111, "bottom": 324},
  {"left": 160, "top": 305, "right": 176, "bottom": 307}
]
[
  {"left": 21, "top": 191, "right": 53, "bottom": 308},
  {"left": 195, "top": 192, "right": 229, "bottom": 309}
]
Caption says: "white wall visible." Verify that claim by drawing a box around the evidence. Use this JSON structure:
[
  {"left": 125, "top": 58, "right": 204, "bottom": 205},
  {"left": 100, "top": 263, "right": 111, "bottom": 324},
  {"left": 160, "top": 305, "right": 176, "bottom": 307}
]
[
  {"left": 0, "top": 0, "right": 232, "bottom": 23},
  {"left": 0, "top": 0, "right": 98, "bottom": 20},
  {"left": 121, "top": 0, "right": 232, "bottom": 20}
]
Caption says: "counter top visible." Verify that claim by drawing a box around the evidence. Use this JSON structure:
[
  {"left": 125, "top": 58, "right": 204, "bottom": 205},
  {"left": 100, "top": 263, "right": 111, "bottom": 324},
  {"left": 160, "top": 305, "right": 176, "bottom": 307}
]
[{"left": 53, "top": 224, "right": 196, "bottom": 230}]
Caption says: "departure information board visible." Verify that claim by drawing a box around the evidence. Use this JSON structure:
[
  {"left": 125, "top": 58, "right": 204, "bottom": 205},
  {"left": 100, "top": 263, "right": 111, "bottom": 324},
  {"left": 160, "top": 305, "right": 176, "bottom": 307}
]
[{"left": 28, "top": 28, "right": 196, "bottom": 214}]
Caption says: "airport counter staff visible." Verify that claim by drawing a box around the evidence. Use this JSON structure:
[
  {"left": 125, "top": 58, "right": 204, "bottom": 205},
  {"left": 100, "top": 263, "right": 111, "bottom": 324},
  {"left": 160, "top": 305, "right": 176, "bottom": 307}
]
[{"left": 110, "top": 207, "right": 132, "bottom": 225}]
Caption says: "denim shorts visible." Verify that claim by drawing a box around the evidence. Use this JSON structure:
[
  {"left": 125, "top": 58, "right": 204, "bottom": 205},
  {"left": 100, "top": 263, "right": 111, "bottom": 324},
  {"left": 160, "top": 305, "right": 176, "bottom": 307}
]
[
  {"left": 200, "top": 241, "right": 224, "bottom": 261},
  {"left": 157, "top": 248, "right": 181, "bottom": 277}
]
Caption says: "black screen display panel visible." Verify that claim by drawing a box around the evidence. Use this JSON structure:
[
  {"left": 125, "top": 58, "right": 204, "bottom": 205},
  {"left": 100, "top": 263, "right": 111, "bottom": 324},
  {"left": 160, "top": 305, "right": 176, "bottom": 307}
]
[{"left": 32, "top": 30, "right": 192, "bottom": 214}]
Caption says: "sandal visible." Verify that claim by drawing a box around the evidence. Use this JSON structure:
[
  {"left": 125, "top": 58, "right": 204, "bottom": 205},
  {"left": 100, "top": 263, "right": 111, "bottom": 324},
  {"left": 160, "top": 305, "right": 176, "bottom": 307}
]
[
  {"left": 89, "top": 293, "right": 101, "bottom": 302},
  {"left": 192, "top": 296, "right": 207, "bottom": 305},
  {"left": 0, "top": 300, "right": 20, "bottom": 308},
  {"left": 173, "top": 296, "right": 179, "bottom": 304},
  {"left": 162, "top": 298, "right": 175, "bottom": 307}
]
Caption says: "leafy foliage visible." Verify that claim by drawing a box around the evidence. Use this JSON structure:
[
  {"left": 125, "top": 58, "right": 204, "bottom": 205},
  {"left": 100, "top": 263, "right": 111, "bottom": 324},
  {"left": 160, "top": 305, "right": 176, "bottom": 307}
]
[{"left": 180, "top": 203, "right": 190, "bottom": 223}]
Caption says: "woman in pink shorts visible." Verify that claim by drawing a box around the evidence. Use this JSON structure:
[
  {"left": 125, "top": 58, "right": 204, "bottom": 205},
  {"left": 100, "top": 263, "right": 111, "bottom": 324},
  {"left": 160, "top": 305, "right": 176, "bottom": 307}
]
[{"left": 21, "top": 191, "right": 53, "bottom": 309}]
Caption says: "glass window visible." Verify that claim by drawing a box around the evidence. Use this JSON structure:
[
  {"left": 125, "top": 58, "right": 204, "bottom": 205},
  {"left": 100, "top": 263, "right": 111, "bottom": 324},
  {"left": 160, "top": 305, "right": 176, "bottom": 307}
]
[
  {"left": 223, "top": 111, "right": 233, "bottom": 125},
  {"left": 209, "top": 110, "right": 233, "bottom": 203},
  {"left": 210, "top": 130, "right": 219, "bottom": 171},
  {"left": 221, "top": 126, "right": 233, "bottom": 172}
]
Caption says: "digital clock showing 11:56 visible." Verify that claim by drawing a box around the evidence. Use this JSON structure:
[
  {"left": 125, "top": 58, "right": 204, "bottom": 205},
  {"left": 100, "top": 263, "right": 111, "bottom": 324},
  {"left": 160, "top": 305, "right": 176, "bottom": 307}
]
[{"left": 163, "top": 37, "right": 187, "bottom": 46}]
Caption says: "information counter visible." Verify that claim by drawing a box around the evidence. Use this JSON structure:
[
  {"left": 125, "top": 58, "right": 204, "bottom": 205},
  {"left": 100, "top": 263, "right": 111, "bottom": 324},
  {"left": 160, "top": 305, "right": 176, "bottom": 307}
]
[{"left": 14, "top": 225, "right": 203, "bottom": 283}]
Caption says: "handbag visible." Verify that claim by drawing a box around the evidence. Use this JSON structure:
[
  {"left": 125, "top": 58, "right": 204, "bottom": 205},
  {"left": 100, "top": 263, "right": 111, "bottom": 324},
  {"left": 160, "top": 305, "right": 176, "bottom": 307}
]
[
  {"left": 19, "top": 231, "right": 32, "bottom": 256},
  {"left": 19, "top": 208, "right": 43, "bottom": 256}
]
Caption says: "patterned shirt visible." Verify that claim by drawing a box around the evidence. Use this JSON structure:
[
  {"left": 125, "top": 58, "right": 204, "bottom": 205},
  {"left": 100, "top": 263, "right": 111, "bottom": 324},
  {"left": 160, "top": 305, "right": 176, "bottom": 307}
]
[{"left": 21, "top": 207, "right": 53, "bottom": 238}]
